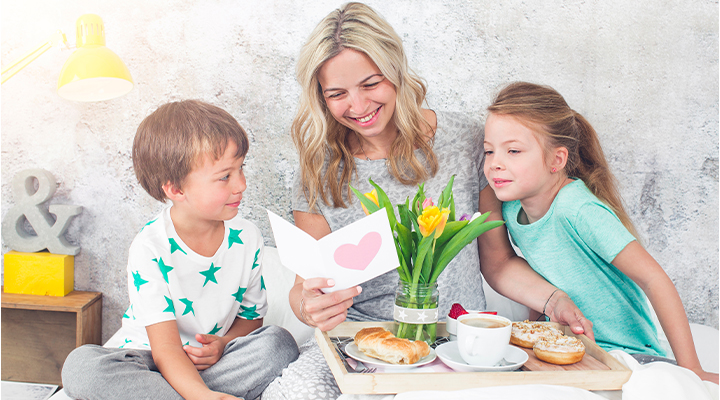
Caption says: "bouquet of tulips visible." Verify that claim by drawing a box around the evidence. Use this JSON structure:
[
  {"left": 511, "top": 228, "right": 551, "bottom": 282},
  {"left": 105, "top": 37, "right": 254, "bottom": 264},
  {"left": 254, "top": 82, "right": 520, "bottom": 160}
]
[{"left": 351, "top": 176, "right": 504, "bottom": 343}]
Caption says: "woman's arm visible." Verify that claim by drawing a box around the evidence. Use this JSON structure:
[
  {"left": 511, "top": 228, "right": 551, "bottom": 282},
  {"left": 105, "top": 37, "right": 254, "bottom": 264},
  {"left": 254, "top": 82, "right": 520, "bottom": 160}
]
[
  {"left": 146, "top": 321, "right": 240, "bottom": 400},
  {"left": 613, "top": 241, "right": 718, "bottom": 383},
  {"left": 289, "top": 210, "right": 362, "bottom": 332},
  {"left": 477, "top": 185, "right": 594, "bottom": 338}
]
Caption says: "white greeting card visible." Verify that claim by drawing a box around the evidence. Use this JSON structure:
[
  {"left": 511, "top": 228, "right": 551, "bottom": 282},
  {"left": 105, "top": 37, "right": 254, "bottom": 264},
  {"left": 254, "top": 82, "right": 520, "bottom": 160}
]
[{"left": 267, "top": 209, "right": 399, "bottom": 292}]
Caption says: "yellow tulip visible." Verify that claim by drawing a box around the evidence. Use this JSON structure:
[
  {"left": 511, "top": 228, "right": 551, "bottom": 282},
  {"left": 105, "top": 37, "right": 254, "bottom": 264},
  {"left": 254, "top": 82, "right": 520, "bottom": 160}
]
[
  {"left": 418, "top": 206, "right": 451, "bottom": 238},
  {"left": 361, "top": 189, "right": 379, "bottom": 215}
]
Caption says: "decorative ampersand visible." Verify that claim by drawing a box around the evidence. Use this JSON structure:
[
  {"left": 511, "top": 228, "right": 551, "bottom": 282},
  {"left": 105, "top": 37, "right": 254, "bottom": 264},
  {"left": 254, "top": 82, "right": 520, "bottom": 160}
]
[{"left": 1, "top": 169, "right": 83, "bottom": 255}]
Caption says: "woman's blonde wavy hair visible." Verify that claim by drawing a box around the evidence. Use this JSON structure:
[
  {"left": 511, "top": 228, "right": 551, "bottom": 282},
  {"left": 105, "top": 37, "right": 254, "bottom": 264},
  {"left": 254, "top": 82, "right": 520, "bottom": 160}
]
[
  {"left": 488, "top": 82, "right": 639, "bottom": 239},
  {"left": 292, "top": 2, "right": 438, "bottom": 211}
]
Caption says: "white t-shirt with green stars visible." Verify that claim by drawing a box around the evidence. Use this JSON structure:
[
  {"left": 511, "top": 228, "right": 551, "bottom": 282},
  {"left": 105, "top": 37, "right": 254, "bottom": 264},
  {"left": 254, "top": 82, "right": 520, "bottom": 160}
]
[{"left": 116, "top": 206, "right": 267, "bottom": 350}]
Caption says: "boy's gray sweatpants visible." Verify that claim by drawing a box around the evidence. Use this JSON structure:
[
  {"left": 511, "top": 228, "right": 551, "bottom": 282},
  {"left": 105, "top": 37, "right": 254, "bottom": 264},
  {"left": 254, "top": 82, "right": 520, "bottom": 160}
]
[{"left": 61, "top": 325, "right": 299, "bottom": 400}]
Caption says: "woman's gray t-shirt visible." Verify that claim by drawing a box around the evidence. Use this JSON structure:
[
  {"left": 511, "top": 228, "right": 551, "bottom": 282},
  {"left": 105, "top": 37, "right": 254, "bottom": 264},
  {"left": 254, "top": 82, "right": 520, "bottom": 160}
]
[{"left": 292, "top": 111, "right": 489, "bottom": 322}]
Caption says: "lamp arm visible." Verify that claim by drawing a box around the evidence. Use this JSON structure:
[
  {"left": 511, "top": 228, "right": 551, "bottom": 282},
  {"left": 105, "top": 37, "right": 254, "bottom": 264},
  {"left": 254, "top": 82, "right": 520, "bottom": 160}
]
[{"left": 1, "top": 31, "right": 68, "bottom": 84}]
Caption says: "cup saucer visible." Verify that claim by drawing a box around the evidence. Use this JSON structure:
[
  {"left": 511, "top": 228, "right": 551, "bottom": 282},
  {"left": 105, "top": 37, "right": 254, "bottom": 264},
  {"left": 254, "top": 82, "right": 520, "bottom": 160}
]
[{"left": 435, "top": 342, "right": 528, "bottom": 372}]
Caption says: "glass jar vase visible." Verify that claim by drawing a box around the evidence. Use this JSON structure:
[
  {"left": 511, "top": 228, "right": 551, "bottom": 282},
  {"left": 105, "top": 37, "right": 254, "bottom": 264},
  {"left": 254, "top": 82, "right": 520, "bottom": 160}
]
[{"left": 393, "top": 280, "right": 439, "bottom": 344}]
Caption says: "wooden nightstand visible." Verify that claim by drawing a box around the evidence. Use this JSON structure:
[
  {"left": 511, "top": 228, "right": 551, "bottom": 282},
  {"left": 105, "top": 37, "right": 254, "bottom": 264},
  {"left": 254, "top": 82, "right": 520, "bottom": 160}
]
[{"left": 1, "top": 287, "right": 102, "bottom": 385}]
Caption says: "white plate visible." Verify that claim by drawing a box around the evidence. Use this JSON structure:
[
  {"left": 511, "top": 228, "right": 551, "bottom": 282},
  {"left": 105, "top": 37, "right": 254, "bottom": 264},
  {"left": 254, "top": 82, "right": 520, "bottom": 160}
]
[
  {"left": 344, "top": 341, "right": 437, "bottom": 370},
  {"left": 435, "top": 342, "right": 528, "bottom": 372}
]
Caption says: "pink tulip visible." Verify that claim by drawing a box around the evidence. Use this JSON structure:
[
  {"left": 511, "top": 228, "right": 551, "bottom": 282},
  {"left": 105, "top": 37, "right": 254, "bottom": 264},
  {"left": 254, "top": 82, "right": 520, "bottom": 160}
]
[{"left": 422, "top": 198, "right": 434, "bottom": 209}]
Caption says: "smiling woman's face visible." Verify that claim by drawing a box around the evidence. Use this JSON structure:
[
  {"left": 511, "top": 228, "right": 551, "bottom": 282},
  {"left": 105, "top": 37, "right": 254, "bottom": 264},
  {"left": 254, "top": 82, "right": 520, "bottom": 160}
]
[{"left": 318, "top": 48, "right": 397, "bottom": 141}]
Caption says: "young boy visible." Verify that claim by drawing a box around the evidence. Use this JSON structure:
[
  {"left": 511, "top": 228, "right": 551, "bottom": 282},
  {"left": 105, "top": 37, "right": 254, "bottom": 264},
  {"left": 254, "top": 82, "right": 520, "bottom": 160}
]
[{"left": 62, "top": 100, "right": 299, "bottom": 400}]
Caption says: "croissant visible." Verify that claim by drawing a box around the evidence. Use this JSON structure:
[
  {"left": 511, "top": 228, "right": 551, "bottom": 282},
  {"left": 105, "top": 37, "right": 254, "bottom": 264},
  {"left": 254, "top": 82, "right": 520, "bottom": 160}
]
[{"left": 353, "top": 327, "right": 430, "bottom": 365}]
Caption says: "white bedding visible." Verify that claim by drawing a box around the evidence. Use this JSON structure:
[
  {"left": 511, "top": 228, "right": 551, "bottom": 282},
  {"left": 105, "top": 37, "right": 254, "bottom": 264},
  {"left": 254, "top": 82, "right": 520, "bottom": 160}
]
[{"left": 49, "top": 247, "right": 718, "bottom": 400}]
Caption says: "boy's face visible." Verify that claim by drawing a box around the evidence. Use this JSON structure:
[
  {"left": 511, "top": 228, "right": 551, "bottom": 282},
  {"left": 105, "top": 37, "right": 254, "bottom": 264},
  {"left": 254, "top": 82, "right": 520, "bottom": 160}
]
[{"left": 175, "top": 141, "right": 246, "bottom": 223}]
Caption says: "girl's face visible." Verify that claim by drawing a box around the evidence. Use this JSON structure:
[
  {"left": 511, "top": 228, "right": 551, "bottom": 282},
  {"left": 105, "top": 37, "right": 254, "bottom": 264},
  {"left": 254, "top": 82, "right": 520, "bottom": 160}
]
[
  {"left": 483, "top": 113, "right": 557, "bottom": 204},
  {"left": 318, "top": 48, "right": 397, "bottom": 141}
]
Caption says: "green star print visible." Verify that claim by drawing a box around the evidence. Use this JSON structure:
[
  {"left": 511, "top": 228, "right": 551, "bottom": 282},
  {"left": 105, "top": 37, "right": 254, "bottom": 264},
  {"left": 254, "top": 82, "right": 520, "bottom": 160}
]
[
  {"left": 140, "top": 218, "right": 157, "bottom": 231},
  {"left": 199, "top": 263, "right": 221, "bottom": 287},
  {"left": 228, "top": 228, "right": 243, "bottom": 248},
  {"left": 163, "top": 296, "right": 175, "bottom": 315},
  {"left": 122, "top": 304, "right": 135, "bottom": 320},
  {"left": 153, "top": 257, "right": 174, "bottom": 283},
  {"left": 261, "top": 276, "right": 266, "bottom": 290},
  {"left": 232, "top": 287, "right": 247, "bottom": 303},
  {"left": 208, "top": 323, "right": 222, "bottom": 335},
  {"left": 169, "top": 238, "right": 187, "bottom": 255},
  {"left": 239, "top": 304, "right": 260, "bottom": 320},
  {"left": 252, "top": 248, "right": 260, "bottom": 269},
  {"left": 179, "top": 298, "right": 195, "bottom": 316},
  {"left": 132, "top": 271, "right": 148, "bottom": 292}
]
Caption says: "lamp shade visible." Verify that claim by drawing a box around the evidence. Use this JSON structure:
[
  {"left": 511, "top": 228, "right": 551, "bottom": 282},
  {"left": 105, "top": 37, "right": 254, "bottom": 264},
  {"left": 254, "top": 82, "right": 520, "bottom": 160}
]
[{"left": 57, "top": 14, "right": 133, "bottom": 102}]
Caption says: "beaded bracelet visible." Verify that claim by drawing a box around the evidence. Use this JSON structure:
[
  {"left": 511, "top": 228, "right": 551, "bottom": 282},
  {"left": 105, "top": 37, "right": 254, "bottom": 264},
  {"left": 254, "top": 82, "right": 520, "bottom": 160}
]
[
  {"left": 542, "top": 289, "right": 561, "bottom": 316},
  {"left": 300, "top": 298, "right": 313, "bottom": 327}
]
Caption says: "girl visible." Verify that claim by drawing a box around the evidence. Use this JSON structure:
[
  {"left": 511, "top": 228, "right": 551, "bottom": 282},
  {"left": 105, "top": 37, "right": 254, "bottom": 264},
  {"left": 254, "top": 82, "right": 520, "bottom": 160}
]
[{"left": 483, "top": 81, "right": 718, "bottom": 383}]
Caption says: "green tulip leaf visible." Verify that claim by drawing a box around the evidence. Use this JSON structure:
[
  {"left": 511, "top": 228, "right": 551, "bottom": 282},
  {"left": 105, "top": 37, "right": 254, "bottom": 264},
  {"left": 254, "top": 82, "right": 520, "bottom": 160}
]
[
  {"left": 398, "top": 201, "right": 412, "bottom": 231},
  {"left": 429, "top": 216, "right": 505, "bottom": 282},
  {"left": 369, "top": 178, "right": 398, "bottom": 229},
  {"left": 434, "top": 220, "right": 467, "bottom": 249},
  {"left": 395, "top": 222, "right": 413, "bottom": 275},
  {"left": 438, "top": 175, "right": 455, "bottom": 209},
  {"left": 411, "top": 235, "right": 434, "bottom": 284},
  {"left": 412, "top": 183, "right": 426, "bottom": 215},
  {"left": 449, "top": 192, "right": 456, "bottom": 222},
  {"left": 420, "top": 240, "right": 435, "bottom": 283},
  {"left": 349, "top": 185, "right": 381, "bottom": 214}
]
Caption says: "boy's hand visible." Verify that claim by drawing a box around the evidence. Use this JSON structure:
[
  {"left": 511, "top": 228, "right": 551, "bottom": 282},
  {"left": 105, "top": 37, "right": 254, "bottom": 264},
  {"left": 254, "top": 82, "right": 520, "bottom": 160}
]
[
  {"left": 212, "top": 392, "right": 243, "bottom": 400},
  {"left": 183, "top": 334, "right": 227, "bottom": 370}
]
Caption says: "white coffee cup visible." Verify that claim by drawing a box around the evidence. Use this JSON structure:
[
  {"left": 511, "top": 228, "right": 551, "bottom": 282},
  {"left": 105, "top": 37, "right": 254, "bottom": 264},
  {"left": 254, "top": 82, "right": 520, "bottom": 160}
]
[{"left": 456, "top": 313, "right": 511, "bottom": 366}]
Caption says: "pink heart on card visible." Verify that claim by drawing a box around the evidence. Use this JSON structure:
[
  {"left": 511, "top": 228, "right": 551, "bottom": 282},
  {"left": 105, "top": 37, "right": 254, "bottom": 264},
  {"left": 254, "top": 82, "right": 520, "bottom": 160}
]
[{"left": 333, "top": 232, "right": 382, "bottom": 271}]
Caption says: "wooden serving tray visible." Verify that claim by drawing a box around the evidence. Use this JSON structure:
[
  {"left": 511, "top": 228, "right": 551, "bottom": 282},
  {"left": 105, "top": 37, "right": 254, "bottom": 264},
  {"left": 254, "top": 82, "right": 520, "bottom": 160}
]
[{"left": 316, "top": 321, "right": 631, "bottom": 394}]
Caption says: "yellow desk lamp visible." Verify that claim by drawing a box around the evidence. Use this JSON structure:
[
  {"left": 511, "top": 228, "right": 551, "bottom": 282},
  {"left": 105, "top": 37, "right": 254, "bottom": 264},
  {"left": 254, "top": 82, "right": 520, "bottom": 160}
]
[{"left": 1, "top": 14, "right": 133, "bottom": 102}]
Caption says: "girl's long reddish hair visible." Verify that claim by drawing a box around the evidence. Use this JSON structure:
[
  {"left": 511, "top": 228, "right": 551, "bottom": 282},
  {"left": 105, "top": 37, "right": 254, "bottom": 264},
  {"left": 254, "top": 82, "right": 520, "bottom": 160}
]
[{"left": 488, "top": 82, "right": 639, "bottom": 239}]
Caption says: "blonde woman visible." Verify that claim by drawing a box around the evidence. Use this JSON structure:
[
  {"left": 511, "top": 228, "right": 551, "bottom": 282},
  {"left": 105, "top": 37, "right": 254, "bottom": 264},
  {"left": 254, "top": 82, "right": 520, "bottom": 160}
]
[{"left": 264, "top": 3, "right": 592, "bottom": 398}]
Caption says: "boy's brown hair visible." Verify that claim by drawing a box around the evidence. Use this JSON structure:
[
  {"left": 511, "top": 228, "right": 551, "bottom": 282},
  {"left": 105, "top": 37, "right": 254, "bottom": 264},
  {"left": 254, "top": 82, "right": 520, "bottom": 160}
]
[{"left": 132, "top": 100, "right": 249, "bottom": 202}]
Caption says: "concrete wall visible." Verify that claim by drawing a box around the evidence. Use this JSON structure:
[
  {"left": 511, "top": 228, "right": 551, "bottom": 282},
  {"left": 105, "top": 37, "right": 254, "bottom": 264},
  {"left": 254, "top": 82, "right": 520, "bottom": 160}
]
[{"left": 2, "top": 0, "right": 717, "bottom": 342}]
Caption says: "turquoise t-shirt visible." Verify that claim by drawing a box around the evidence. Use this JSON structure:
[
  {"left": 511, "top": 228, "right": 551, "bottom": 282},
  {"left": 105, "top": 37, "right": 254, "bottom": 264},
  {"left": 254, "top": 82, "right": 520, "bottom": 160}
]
[{"left": 502, "top": 179, "right": 665, "bottom": 356}]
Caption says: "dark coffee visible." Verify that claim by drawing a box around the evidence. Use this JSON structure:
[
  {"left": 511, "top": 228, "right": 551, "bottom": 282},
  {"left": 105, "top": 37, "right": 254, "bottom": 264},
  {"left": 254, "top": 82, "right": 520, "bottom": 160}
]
[{"left": 460, "top": 317, "right": 509, "bottom": 329}]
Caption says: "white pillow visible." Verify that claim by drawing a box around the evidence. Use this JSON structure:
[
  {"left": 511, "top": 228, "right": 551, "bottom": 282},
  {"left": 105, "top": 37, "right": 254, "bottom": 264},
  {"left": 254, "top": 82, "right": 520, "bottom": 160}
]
[{"left": 262, "top": 247, "right": 314, "bottom": 345}]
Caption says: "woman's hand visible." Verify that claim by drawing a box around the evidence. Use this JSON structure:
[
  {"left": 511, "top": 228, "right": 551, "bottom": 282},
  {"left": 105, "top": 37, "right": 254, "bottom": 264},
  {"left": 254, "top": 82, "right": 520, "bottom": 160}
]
[
  {"left": 299, "top": 277, "right": 362, "bottom": 332},
  {"left": 292, "top": 211, "right": 362, "bottom": 331},
  {"left": 545, "top": 291, "right": 595, "bottom": 341}
]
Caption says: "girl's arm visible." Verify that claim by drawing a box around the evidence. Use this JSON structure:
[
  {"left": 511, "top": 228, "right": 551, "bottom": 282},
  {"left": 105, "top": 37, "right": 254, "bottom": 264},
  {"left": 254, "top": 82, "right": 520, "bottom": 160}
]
[
  {"left": 612, "top": 241, "right": 718, "bottom": 383},
  {"left": 289, "top": 210, "right": 362, "bottom": 332},
  {"left": 478, "top": 185, "right": 595, "bottom": 339},
  {"left": 146, "top": 321, "right": 240, "bottom": 400},
  {"left": 184, "top": 317, "right": 262, "bottom": 370}
]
